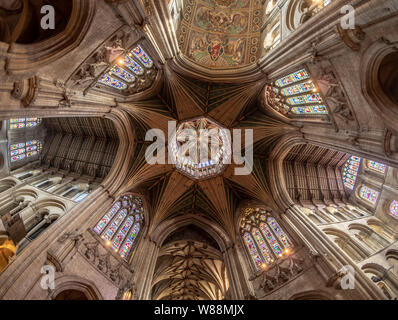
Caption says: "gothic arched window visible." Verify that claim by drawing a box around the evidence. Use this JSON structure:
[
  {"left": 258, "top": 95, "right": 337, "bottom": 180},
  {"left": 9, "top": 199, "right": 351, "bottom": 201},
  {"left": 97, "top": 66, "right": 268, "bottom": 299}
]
[
  {"left": 93, "top": 195, "right": 145, "bottom": 260},
  {"left": 9, "top": 140, "right": 42, "bottom": 162},
  {"left": 358, "top": 185, "right": 379, "bottom": 205},
  {"left": 271, "top": 69, "right": 328, "bottom": 116},
  {"left": 389, "top": 200, "right": 398, "bottom": 220},
  {"left": 240, "top": 208, "right": 293, "bottom": 271},
  {"left": 343, "top": 156, "right": 361, "bottom": 190},
  {"left": 9, "top": 118, "right": 41, "bottom": 129},
  {"left": 366, "top": 160, "right": 386, "bottom": 174},
  {"left": 97, "top": 45, "right": 154, "bottom": 92}
]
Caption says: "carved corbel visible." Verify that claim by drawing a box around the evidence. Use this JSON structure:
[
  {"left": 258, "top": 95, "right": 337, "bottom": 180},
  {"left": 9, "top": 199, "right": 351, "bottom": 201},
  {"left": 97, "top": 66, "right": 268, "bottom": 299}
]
[
  {"left": 11, "top": 76, "right": 39, "bottom": 107},
  {"left": 336, "top": 25, "right": 366, "bottom": 52}
]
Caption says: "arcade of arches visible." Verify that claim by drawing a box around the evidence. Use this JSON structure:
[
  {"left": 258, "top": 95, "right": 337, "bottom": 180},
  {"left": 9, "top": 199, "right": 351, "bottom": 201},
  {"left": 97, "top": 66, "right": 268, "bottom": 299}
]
[{"left": 0, "top": 0, "right": 398, "bottom": 300}]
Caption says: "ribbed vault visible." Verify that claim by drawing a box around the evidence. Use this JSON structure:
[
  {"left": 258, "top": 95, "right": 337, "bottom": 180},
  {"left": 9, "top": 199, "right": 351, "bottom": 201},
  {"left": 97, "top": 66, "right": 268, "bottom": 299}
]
[
  {"left": 151, "top": 238, "right": 229, "bottom": 300},
  {"left": 117, "top": 68, "right": 297, "bottom": 238}
]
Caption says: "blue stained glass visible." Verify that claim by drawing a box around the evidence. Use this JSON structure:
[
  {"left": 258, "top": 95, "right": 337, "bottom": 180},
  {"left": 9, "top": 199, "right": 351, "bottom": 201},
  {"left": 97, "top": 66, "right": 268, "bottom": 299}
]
[
  {"left": 291, "top": 105, "right": 328, "bottom": 114},
  {"left": 359, "top": 185, "right": 379, "bottom": 205},
  {"left": 259, "top": 223, "right": 283, "bottom": 256},
  {"left": 112, "top": 216, "right": 134, "bottom": 250},
  {"left": 275, "top": 69, "right": 310, "bottom": 87},
  {"left": 123, "top": 55, "right": 145, "bottom": 75},
  {"left": 367, "top": 160, "right": 386, "bottom": 174},
  {"left": 252, "top": 228, "right": 272, "bottom": 264},
  {"left": 110, "top": 65, "right": 135, "bottom": 83},
  {"left": 343, "top": 156, "right": 361, "bottom": 190},
  {"left": 102, "top": 209, "right": 128, "bottom": 240},
  {"left": 266, "top": 218, "right": 293, "bottom": 249},
  {"left": 120, "top": 223, "right": 140, "bottom": 258},
  {"left": 286, "top": 93, "right": 322, "bottom": 105},
  {"left": 11, "top": 154, "right": 26, "bottom": 162},
  {"left": 131, "top": 45, "right": 153, "bottom": 68},
  {"left": 280, "top": 81, "right": 315, "bottom": 96},
  {"left": 243, "top": 232, "right": 263, "bottom": 269},
  {"left": 10, "top": 143, "right": 25, "bottom": 150},
  {"left": 98, "top": 74, "right": 127, "bottom": 90},
  {"left": 94, "top": 201, "right": 121, "bottom": 234},
  {"left": 389, "top": 200, "right": 398, "bottom": 220}
]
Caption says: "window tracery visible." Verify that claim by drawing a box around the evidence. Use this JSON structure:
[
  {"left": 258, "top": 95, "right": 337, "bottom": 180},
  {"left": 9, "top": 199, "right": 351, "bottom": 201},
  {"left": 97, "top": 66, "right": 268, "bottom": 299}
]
[
  {"left": 9, "top": 140, "right": 42, "bottom": 162},
  {"left": 389, "top": 200, "right": 398, "bottom": 220},
  {"left": 358, "top": 185, "right": 379, "bottom": 205},
  {"left": 9, "top": 118, "right": 42, "bottom": 129},
  {"left": 93, "top": 195, "right": 145, "bottom": 260},
  {"left": 366, "top": 160, "right": 386, "bottom": 174},
  {"left": 96, "top": 45, "right": 156, "bottom": 95},
  {"left": 240, "top": 207, "right": 293, "bottom": 271},
  {"left": 267, "top": 69, "right": 328, "bottom": 116},
  {"left": 342, "top": 156, "right": 361, "bottom": 190}
]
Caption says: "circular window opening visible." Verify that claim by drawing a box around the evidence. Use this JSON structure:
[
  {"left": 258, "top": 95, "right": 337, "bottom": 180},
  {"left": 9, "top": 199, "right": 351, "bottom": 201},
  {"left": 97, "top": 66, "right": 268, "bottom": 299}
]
[{"left": 378, "top": 51, "right": 398, "bottom": 106}]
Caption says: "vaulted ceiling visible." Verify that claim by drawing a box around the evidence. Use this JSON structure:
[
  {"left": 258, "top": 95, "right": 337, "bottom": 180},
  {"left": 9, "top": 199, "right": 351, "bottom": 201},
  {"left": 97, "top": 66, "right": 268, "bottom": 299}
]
[
  {"left": 151, "top": 239, "right": 229, "bottom": 300},
  {"left": 117, "top": 70, "right": 297, "bottom": 237},
  {"left": 177, "top": 0, "right": 263, "bottom": 68}
]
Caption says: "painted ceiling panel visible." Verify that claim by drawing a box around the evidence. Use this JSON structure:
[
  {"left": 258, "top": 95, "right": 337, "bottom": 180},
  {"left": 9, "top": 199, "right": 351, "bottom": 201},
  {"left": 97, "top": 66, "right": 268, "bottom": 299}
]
[{"left": 177, "top": 0, "right": 262, "bottom": 68}]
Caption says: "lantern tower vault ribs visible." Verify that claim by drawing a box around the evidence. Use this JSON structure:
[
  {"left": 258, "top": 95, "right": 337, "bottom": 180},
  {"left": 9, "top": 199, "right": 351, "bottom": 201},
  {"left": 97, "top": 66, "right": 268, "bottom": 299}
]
[{"left": 169, "top": 117, "right": 231, "bottom": 180}]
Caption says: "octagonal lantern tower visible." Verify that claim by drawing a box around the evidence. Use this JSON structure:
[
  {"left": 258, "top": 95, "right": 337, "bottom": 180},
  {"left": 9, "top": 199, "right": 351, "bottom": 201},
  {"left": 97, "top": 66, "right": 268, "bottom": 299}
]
[{"left": 169, "top": 117, "right": 231, "bottom": 180}]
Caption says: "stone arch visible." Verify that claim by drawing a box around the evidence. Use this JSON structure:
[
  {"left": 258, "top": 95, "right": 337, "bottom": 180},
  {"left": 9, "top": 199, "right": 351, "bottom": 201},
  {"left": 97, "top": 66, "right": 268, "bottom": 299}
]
[
  {"left": 148, "top": 214, "right": 239, "bottom": 300},
  {"left": 323, "top": 228, "right": 368, "bottom": 262},
  {"left": 385, "top": 249, "right": 398, "bottom": 278},
  {"left": 288, "top": 289, "right": 335, "bottom": 300},
  {"left": 3, "top": 0, "right": 96, "bottom": 74},
  {"left": 361, "top": 39, "right": 398, "bottom": 133},
  {"left": 298, "top": 206, "right": 324, "bottom": 225},
  {"left": 347, "top": 223, "right": 389, "bottom": 253},
  {"left": 367, "top": 218, "right": 395, "bottom": 242},
  {"left": 49, "top": 275, "right": 103, "bottom": 300},
  {"left": 0, "top": 178, "right": 17, "bottom": 193},
  {"left": 361, "top": 263, "right": 398, "bottom": 300}
]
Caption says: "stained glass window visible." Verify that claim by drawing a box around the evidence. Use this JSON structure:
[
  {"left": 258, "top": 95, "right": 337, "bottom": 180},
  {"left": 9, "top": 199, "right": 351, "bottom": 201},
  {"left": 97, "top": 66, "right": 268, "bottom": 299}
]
[
  {"left": 97, "top": 44, "right": 154, "bottom": 92},
  {"left": 131, "top": 45, "right": 154, "bottom": 68},
  {"left": 243, "top": 232, "right": 263, "bottom": 270},
  {"left": 275, "top": 69, "right": 309, "bottom": 87},
  {"left": 286, "top": 93, "right": 322, "bottom": 105},
  {"left": 9, "top": 140, "right": 42, "bottom": 162},
  {"left": 273, "top": 69, "right": 328, "bottom": 116},
  {"left": 9, "top": 118, "right": 41, "bottom": 129},
  {"left": 251, "top": 228, "right": 272, "bottom": 264},
  {"left": 358, "top": 185, "right": 379, "bottom": 205},
  {"left": 110, "top": 65, "right": 135, "bottom": 82},
  {"left": 267, "top": 218, "right": 293, "bottom": 249},
  {"left": 343, "top": 156, "right": 361, "bottom": 190},
  {"left": 259, "top": 223, "right": 283, "bottom": 256},
  {"left": 366, "top": 160, "right": 386, "bottom": 174},
  {"left": 93, "top": 195, "right": 145, "bottom": 260},
  {"left": 98, "top": 74, "right": 127, "bottom": 90},
  {"left": 123, "top": 54, "right": 145, "bottom": 75},
  {"left": 280, "top": 81, "right": 315, "bottom": 96},
  {"left": 389, "top": 200, "right": 398, "bottom": 220},
  {"left": 291, "top": 105, "right": 328, "bottom": 114},
  {"left": 241, "top": 208, "right": 294, "bottom": 270}
]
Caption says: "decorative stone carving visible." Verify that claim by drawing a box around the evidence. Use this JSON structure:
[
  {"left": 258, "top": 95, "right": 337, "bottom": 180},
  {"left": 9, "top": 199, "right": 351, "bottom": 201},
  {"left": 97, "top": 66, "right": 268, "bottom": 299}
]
[
  {"left": 262, "top": 84, "right": 289, "bottom": 115},
  {"left": 250, "top": 253, "right": 305, "bottom": 296},
  {"left": 317, "top": 67, "right": 355, "bottom": 123},
  {"left": 77, "top": 230, "right": 135, "bottom": 289},
  {"left": 58, "top": 229, "right": 84, "bottom": 247},
  {"left": 11, "top": 76, "right": 39, "bottom": 107},
  {"left": 336, "top": 25, "right": 366, "bottom": 52},
  {"left": 68, "top": 29, "right": 131, "bottom": 90}
]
